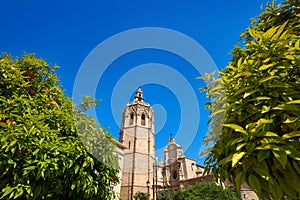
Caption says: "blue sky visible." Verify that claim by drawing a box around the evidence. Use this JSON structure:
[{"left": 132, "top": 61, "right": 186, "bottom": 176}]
[{"left": 1, "top": 0, "right": 282, "bottom": 165}]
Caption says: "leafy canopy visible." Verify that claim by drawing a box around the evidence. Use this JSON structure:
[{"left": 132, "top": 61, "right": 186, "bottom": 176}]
[
  {"left": 157, "top": 182, "right": 239, "bottom": 200},
  {"left": 134, "top": 191, "right": 149, "bottom": 200},
  {"left": 0, "top": 53, "right": 119, "bottom": 199},
  {"left": 201, "top": 1, "right": 300, "bottom": 199}
]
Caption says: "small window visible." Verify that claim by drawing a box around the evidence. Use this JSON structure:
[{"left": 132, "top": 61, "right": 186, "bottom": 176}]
[
  {"left": 128, "top": 142, "right": 131, "bottom": 149},
  {"left": 130, "top": 113, "right": 134, "bottom": 125},
  {"left": 172, "top": 170, "right": 177, "bottom": 179},
  {"left": 141, "top": 114, "right": 145, "bottom": 126}
]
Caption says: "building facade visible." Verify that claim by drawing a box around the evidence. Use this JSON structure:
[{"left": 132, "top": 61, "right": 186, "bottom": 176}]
[
  {"left": 155, "top": 137, "right": 205, "bottom": 192},
  {"left": 119, "top": 87, "right": 155, "bottom": 200},
  {"left": 118, "top": 87, "right": 258, "bottom": 200},
  {"left": 110, "top": 138, "right": 127, "bottom": 200}
]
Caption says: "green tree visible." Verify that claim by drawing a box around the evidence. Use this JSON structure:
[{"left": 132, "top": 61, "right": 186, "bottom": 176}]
[
  {"left": 157, "top": 183, "right": 239, "bottom": 200},
  {"left": 201, "top": 1, "right": 300, "bottom": 199},
  {"left": 157, "top": 190, "right": 175, "bottom": 200},
  {"left": 183, "top": 182, "right": 239, "bottom": 200},
  {"left": 134, "top": 191, "right": 149, "bottom": 200},
  {"left": 0, "top": 53, "right": 119, "bottom": 199}
]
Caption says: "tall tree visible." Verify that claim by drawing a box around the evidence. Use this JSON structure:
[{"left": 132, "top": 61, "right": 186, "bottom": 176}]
[
  {"left": 201, "top": 1, "right": 300, "bottom": 199},
  {"left": 0, "top": 53, "right": 119, "bottom": 199}
]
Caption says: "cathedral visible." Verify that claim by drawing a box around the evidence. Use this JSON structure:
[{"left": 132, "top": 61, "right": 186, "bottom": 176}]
[
  {"left": 118, "top": 87, "right": 155, "bottom": 200},
  {"left": 112, "top": 87, "right": 258, "bottom": 200}
]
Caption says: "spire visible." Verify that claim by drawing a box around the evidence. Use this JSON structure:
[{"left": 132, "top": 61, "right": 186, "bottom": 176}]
[
  {"left": 133, "top": 86, "right": 144, "bottom": 102},
  {"left": 168, "top": 133, "right": 174, "bottom": 143}
]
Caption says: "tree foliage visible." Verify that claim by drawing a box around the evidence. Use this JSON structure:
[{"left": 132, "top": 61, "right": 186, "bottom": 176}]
[
  {"left": 157, "top": 182, "right": 239, "bottom": 200},
  {"left": 201, "top": 1, "right": 300, "bottom": 199},
  {"left": 156, "top": 190, "right": 175, "bottom": 200},
  {"left": 0, "top": 53, "right": 119, "bottom": 199},
  {"left": 134, "top": 191, "right": 149, "bottom": 200}
]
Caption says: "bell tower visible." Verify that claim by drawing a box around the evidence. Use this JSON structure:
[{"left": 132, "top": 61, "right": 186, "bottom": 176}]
[{"left": 120, "top": 87, "right": 155, "bottom": 200}]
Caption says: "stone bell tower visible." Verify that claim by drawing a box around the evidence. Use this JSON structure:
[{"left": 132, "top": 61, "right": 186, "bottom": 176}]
[{"left": 119, "top": 87, "right": 155, "bottom": 200}]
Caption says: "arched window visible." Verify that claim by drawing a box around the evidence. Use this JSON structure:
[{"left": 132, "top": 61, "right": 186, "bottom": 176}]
[
  {"left": 141, "top": 114, "right": 145, "bottom": 126},
  {"left": 130, "top": 113, "right": 134, "bottom": 125},
  {"left": 172, "top": 170, "right": 177, "bottom": 179}
]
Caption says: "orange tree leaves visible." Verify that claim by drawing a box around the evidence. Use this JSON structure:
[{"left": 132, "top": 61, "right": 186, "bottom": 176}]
[
  {"left": 0, "top": 53, "right": 119, "bottom": 199},
  {"left": 201, "top": 1, "right": 300, "bottom": 199}
]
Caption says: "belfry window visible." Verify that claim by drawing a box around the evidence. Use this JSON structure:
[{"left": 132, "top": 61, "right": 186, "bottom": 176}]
[
  {"left": 130, "top": 113, "right": 134, "bottom": 125},
  {"left": 172, "top": 170, "right": 177, "bottom": 179},
  {"left": 141, "top": 114, "right": 145, "bottom": 126}
]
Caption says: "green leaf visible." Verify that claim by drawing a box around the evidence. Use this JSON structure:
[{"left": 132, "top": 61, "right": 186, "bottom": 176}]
[
  {"left": 233, "top": 86, "right": 251, "bottom": 97},
  {"left": 259, "top": 63, "right": 276, "bottom": 71},
  {"left": 226, "top": 137, "right": 245, "bottom": 147},
  {"left": 269, "top": 91, "right": 279, "bottom": 97},
  {"left": 256, "top": 96, "right": 271, "bottom": 100},
  {"left": 256, "top": 144, "right": 281, "bottom": 151},
  {"left": 246, "top": 104, "right": 258, "bottom": 113},
  {"left": 287, "top": 99, "right": 300, "bottom": 104},
  {"left": 23, "top": 166, "right": 37, "bottom": 175},
  {"left": 285, "top": 54, "right": 295, "bottom": 60},
  {"left": 282, "top": 131, "right": 300, "bottom": 139},
  {"left": 272, "top": 104, "right": 300, "bottom": 110},
  {"left": 232, "top": 152, "right": 246, "bottom": 167},
  {"left": 235, "top": 171, "right": 245, "bottom": 194},
  {"left": 243, "top": 89, "right": 258, "bottom": 99},
  {"left": 8, "top": 190, "right": 15, "bottom": 199},
  {"left": 71, "top": 183, "right": 76, "bottom": 190},
  {"left": 14, "top": 187, "right": 24, "bottom": 199},
  {"left": 248, "top": 174, "right": 261, "bottom": 196},
  {"left": 259, "top": 76, "right": 278, "bottom": 84},
  {"left": 285, "top": 145, "right": 300, "bottom": 161},
  {"left": 264, "top": 131, "right": 279, "bottom": 137},
  {"left": 33, "top": 185, "right": 42, "bottom": 198},
  {"left": 257, "top": 150, "right": 270, "bottom": 162},
  {"left": 284, "top": 117, "right": 299, "bottom": 123},
  {"left": 236, "top": 143, "right": 246, "bottom": 151},
  {"left": 256, "top": 118, "right": 273, "bottom": 125},
  {"left": 7, "top": 159, "right": 17, "bottom": 168},
  {"left": 278, "top": 177, "right": 298, "bottom": 199},
  {"left": 261, "top": 105, "right": 270, "bottom": 113},
  {"left": 1, "top": 186, "right": 14, "bottom": 199},
  {"left": 272, "top": 20, "right": 288, "bottom": 40},
  {"left": 39, "top": 138, "right": 44, "bottom": 145},
  {"left": 295, "top": 39, "right": 300, "bottom": 50},
  {"left": 248, "top": 28, "right": 262, "bottom": 40},
  {"left": 234, "top": 71, "right": 252, "bottom": 78},
  {"left": 263, "top": 26, "right": 277, "bottom": 39},
  {"left": 218, "top": 155, "right": 233, "bottom": 165},
  {"left": 223, "top": 124, "right": 247, "bottom": 134},
  {"left": 273, "top": 150, "right": 287, "bottom": 169},
  {"left": 269, "top": 180, "right": 283, "bottom": 200},
  {"left": 253, "top": 167, "right": 270, "bottom": 181},
  {"left": 293, "top": 161, "right": 300, "bottom": 174},
  {"left": 9, "top": 140, "right": 17, "bottom": 147}
]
